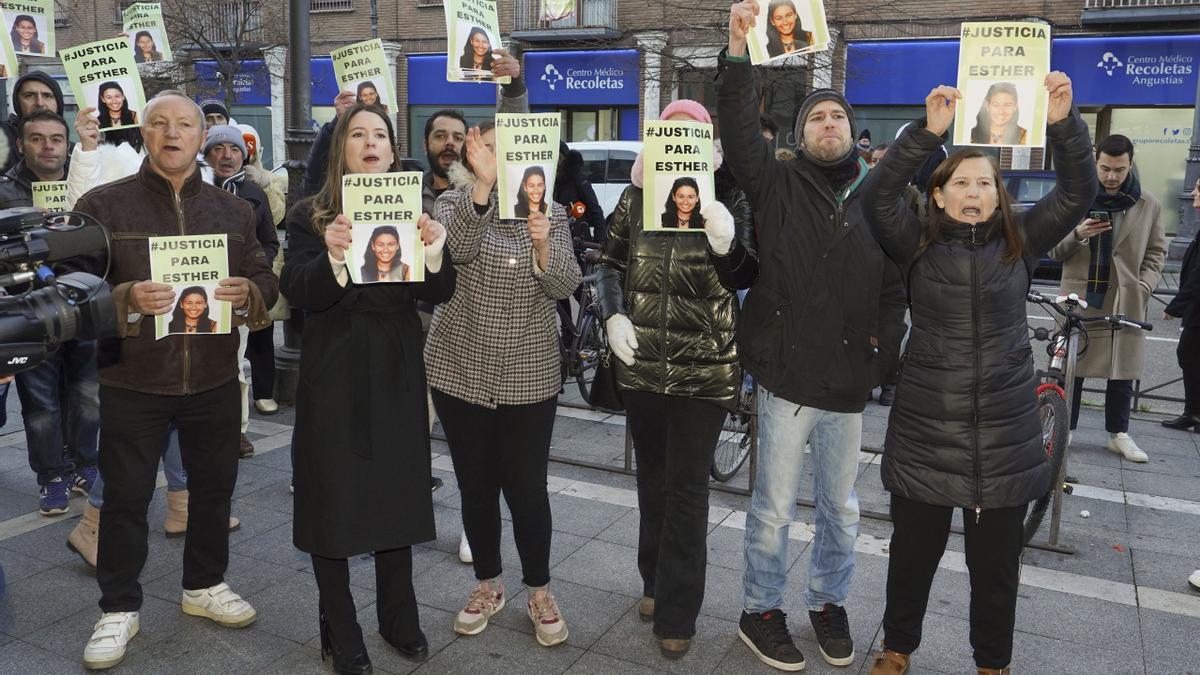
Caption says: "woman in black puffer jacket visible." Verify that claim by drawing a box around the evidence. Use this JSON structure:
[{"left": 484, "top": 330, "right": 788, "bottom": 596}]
[{"left": 860, "top": 74, "right": 1096, "bottom": 675}]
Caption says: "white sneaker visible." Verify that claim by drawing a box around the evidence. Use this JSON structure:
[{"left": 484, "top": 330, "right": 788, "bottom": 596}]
[
  {"left": 1106, "top": 432, "right": 1149, "bottom": 463},
  {"left": 181, "top": 582, "right": 257, "bottom": 627},
  {"left": 1189, "top": 570, "right": 1200, "bottom": 592},
  {"left": 254, "top": 398, "right": 279, "bottom": 414},
  {"left": 83, "top": 611, "right": 139, "bottom": 670},
  {"left": 458, "top": 531, "right": 473, "bottom": 564}
]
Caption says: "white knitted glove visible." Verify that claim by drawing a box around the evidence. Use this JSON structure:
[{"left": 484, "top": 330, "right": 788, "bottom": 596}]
[
  {"left": 702, "top": 200, "right": 735, "bottom": 255},
  {"left": 424, "top": 222, "right": 447, "bottom": 274},
  {"left": 605, "top": 314, "right": 638, "bottom": 366}
]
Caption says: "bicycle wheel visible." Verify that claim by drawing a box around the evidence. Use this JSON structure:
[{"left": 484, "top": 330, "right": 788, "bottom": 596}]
[
  {"left": 1024, "top": 387, "right": 1070, "bottom": 544},
  {"left": 711, "top": 387, "right": 756, "bottom": 482},
  {"left": 574, "top": 312, "right": 603, "bottom": 403}
]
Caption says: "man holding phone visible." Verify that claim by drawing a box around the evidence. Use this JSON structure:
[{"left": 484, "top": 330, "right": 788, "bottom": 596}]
[{"left": 1048, "top": 134, "right": 1166, "bottom": 462}]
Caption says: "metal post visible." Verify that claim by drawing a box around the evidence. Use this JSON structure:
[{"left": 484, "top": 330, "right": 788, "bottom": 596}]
[
  {"left": 369, "top": 0, "right": 378, "bottom": 39},
  {"left": 1170, "top": 64, "right": 1200, "bottom": 260},
  {"left": 275, "top": 0, "right": 317, "bottom": 405}
]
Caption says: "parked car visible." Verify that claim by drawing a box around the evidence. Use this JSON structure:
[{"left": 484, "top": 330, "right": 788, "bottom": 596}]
[
  {"left": 569, "top": 141, "right": 642, "bottom": 217},
  {"left": 1003, "top": 169, "right": 1062, "bottom": 281}
]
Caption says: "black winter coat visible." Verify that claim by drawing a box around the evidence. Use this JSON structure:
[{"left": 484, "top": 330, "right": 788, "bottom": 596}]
[
  {"left": 862, "top": 112, "right": 1097, "bottom": 510},
  {"left": 281, "top": 200, "right": 456, "bottom": 557},
  {"left": 1166, "top": 237, "right": 1200, "bottom": 327},
  {"left": 554, "top": 149, "right": 606, "bottom": 243},
  {"left": 716, "top": 58, "right": 907, "bottom": 412}
]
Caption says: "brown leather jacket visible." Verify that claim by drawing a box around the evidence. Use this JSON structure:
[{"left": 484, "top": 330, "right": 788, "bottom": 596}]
[{"left": 74, "top": 158, "right": 277, "bottom": 396}]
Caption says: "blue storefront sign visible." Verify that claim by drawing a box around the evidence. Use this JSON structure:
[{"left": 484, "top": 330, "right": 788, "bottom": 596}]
[
  {"left": 193, "top": 57, "right": 342, "bottom": 107},
  {"left": 407, "top": 54, "right": 502, "bottom": 106},
  {"left": 846, "top": 34, "right": 1200, "bottom": 107},
  {"left": 524, "top": 49, "right": 639, "bottom": 106}
]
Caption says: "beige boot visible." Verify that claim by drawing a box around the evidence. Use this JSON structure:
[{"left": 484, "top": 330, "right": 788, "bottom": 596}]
[
  {"left": 164, "top": 489, "right": 241, "bottom": 537},
  {"left": 67, "top": 502, "right": 100, "bottom": 567}
]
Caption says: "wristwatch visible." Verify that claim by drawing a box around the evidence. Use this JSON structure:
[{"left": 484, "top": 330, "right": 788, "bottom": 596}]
[{"left": 234, "top": 306, "right": 250, "bottom": 317}]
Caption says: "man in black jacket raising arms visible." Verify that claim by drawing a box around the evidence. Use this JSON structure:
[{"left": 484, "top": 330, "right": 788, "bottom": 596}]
[{"left": 717, "top": 2, "right": 905, "bottom": 670}]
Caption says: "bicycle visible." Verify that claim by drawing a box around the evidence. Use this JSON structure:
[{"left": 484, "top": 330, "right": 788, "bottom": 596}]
[
  {"left": 1023, "top": 290, "right": 1152, "bottom": 546},
  {"left": 710, "top": 382, "right": 757, "bottom": 482},
  {"left": 561, "top": 238, "right": 609, "bottom": 405}
]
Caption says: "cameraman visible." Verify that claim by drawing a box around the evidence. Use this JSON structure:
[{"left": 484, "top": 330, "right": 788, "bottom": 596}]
[{"left": 0, "top": 110, "right": 97, "bottom": 517}]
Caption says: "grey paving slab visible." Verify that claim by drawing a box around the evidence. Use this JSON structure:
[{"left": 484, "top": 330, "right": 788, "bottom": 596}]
[
  {"left": 19, "top": 593, "right": 188, "bottom": 665},
  {"left": 0, "top": 513, "right": 81, "bottom": 566},
  {"left": 1138, "top": 607, "right": 1200, "bottom": 675},
  {"left": 564, "top": 650, "right": 663, "bottom": 675},
  {"left": 1121, "top": 467, "right": 1200, "bottom": 501},
  {"left": 239, "top": 442, "right": 295, "bottom": 473},
  {"left": 706, "top": 520, "right": 807, "bottom": 573},
  {"left": 352, "top": 603, "right": 459, "bottom": 675},
  {"left": 1020, "top": 530, "right": 1137, "bottom": 585},
  {"left": 1012, "top": 585, "right": 1142, "bottom": 653},
  {"left": 244, "top": 568, "right": 373, "bottom": 645},
  {"left": 551, "top": 539, "right": 642, "bottom": 598},
  {"left": 0, "top": 467, "right": 40, "bottom": 498},
  {"left": 235, "top": 478, "right": 295, "bottom": 516},
  {"left": 0, "top": 487, "right": 35, "bottom": 522},
  {"left": 230, "top": 521, "right": 311, "bottom": 570},
  {"left": 1010, "top": 629, "right": 1144, "bottom": 675},
  {"left": 257, "top": 643, "right": 328, "bottom": 675},
  {"left": 548, "top": 492, "right": 629, "bottom": 539},
  {"left": 142, "top": 550, "right": 305, "bottom": 608},
  {"left": 114, "top": 618, "right": 299, "bottom": 673},
  {"left": 0, "top": 564, "right": 99, "bottom": 638},
  {"left": 0, "top": 543, "right": 54, "bottom": 585},
  {"left": 1065, "top": 442, "right": 1124, "bottom": 469},
  {"left": 0, "top": 637, "right": 81, "bottom": 671},
  {"left": 411, "top": 621, "right": 585, "bottom": 674},
  {"left": 592, "top": 509, "right": 639, "bottom": 549},
  {"left": 590, "top": 605, "right": 737, "bottom": 674},
  {"left": 1125, "top": 504, "right": 1200, "bottom": 554},
  {"left": 349, "top": 547, "right": 454, "bottom": 592},
  {"left": 1130, "top": 547, "right": 1200, "bottom": 595},
  {"left": 885, "top": 609, "right": 977, "bottom": 673},
  {"left": 0, "top": 445, "right": 31, "bottom": 474},
  {"left": 225, "top": 498, "right": 296, "bottom": 543},
  {"left": 411, "top": 553, "right": 497, "bottom": 616},
  {"left": 0, "top": 633, "right": 11, "bottom": 648},
  {"left": 1120, "top": 448, "right": 1200, "bottom": 478},
  {"left": 490, "top": 578, "right": 636, "bottom": 650}
]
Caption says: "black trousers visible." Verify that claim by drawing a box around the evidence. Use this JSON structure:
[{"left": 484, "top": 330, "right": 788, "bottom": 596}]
[
  {"left": 625, "top": 390, "right": 727, "bottom": 640},
  {"left": 431, "top": 389, "right": 557, "bottom": 587},
  {"left": 96, "top": 380, "right": 240, "bottom": 612},
  {"left": 246, "top": 324, "right": 276, "bottom": 400},
  {"left": 311, "top": 548, "right": 419, "bottom": 653},
  {"left": 1178, "top": 327, "right": 1200, "bottom": 414},
  {"left": 1069, "top": 377, "right": 1133, "bottom": 432},
  {"left": 882, "top": 493, "right": 1026, "bottom": 669}
]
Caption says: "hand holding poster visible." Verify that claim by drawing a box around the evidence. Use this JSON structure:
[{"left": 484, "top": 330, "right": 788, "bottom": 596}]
[
  {"left": 149, "top": 235, "right": 232, "bottom": 340},
  {"left": 642, "top": 121, "right": 715, "bottom": 233},
  {"left": 331, "top": 39, "right": 396, "bottom": 112},
  {"left": 746, "top": 0, "right": 830, "bottom": 65},
  {"left": 443, "top": 0, "right": 510, "bottom": 84},
  {"left": 954, "top": 21, "right": 1051, "bottom": 148},
  {"left": 495, "top": 113, "right": 561, "bottom": 220},
  {"left": 123, "top": 3, "right": 172, "bottom": 64},
  {"left": 2, "top": 0, "right": 54, "bottom": 57},
  {"left": 61, "top": 37, "right": 146, "bottom": 132},
  {"left": 342, "top": 172, "right": 425, "bottom": 284},
  {"left": 32, "top": 181, "right": 66, "bottom": 212}
]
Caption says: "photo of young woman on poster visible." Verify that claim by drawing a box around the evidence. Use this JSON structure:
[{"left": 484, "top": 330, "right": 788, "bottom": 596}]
[
  {"left": 355, "top": 80, "right": 388, "bottom": 111},
  {"left": 359, "top": 225, "right": 412, "bottom": 282},
  {"left": 513, "top": 165, "right": 548, "bottom": 218},
  {"left": 458, "top": 26, "right": 495, "bottom": 80},
  {"left": 765, "top": 0, "right": 812, "bottom": 58},
  {"left": 659, "top": 177, "right": 704, "bottom": 229},
  {"left": 10, "top": 14, "right": 44, "bottom": 55},
  {"left": 168, "top": 286, "right": 219, "bottom": 334},
  {"left": 96, "top": 81, "right": 139, "bottom": 129},
  {"left": 132, "top": 30, "right": 163, "bottom": 63},
  {"left": 970, "top": 81, "right": 1029, "bottom": 146}
]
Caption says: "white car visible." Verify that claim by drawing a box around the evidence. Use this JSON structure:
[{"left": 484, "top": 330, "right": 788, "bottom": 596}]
[{"left": 568, "top": 141, "right": 642, "bottom": 218}]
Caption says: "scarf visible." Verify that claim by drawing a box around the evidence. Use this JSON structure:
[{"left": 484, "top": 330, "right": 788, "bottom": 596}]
[
  {"left": 218, "top": 169, "right": 246, "bottom": 196},
  {"left": 1085, "top": 171, "right": 1141, "bottom": 307}
]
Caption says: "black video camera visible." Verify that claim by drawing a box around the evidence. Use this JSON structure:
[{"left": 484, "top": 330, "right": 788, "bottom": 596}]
[{"left": 0, "top": 207, "right": 115, "bottom": 377}]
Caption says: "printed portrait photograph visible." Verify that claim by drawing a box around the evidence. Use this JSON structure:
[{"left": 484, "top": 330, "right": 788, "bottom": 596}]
[
  {"left": 456, "top": 24, "right": 498, "bottom": 81},
  {"left": 129, "top": 28, "right": 165, "bottom": 63},
  {"left": 164, "top": 284, "right": 226, "bottom": 336},
  {"left": 87, "top": 77, "right": 142, "bottom": 131},
  {"left": 8, "top": 12, "right": 47, "bottom": 55},
  {"left": 965, "top": 79, "right": 1037, "bottom": 147},
  {"left": 352, "top": 223, "right": 421, "bottom": 283},
  {"left": 506, "top": 163, "right": 552, "bottom": 220},
  {"left": 758, "top": 0, "right": 814, "bottom": 59},
  {"left": 351, "top": 78, "right": 391, "bottom": 112},
  {"left": 649, "top": 173, "right": 713, "bottom": 232}
]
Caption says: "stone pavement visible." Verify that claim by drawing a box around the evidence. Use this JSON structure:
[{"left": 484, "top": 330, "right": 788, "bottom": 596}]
[{"left": 1, "top": 389, "right": 1199, "bottom": 674}]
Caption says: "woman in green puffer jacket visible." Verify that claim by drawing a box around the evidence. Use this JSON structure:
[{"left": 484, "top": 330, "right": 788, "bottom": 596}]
[{"left": 595, "top": 99, "right": 756, "bottom": 660}]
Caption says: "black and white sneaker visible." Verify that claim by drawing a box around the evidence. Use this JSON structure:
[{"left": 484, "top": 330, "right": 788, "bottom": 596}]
[
  {"left": 738, "top": 610, "right": 806, "bottom": 671},
  {"left": 809, "top": 603, "right": 854, "bottom": 666}
]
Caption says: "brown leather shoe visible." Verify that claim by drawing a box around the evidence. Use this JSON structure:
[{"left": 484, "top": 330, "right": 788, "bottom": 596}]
[
  {"left": 869, "top": 647, "right": 911, "bottom": 674},
  {"left": 659, "top": 638, "right": 689, "bottom": 660},
  {"left": 638, "top": 597, "right": 654, "bottom": 623},
  {"left": 239, "top": 433, "right": 254, "bottom": 459},
  {"left": 977, "top": 668, "right": 1010, "bottom": 675}
]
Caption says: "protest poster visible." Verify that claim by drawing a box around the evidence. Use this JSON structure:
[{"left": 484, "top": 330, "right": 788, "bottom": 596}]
[
  {"left": 495, "top": 113, "right": 560, "bottom": 221},
  {"left": 149, "top": 234, "right": 232, "bottom": 340},
  {"left": 31, "top": 181, "right": 66, "bottom": 212},
  {"left": 443, "top": 0, "right": 510, "bottom": 84},
  {"left": 642, "top": 120, "right": 715, "bottom": 233},
  {"left": 746, "top": 0, "right": 830, "bottom": 65},
  {"left": 331, "top": 39, "right": 396, "bottom": 112},
  {"left": 954, "top": 21, "right": 1051, "bottom": 149},
  {"left": 61, "top": 37, "right": 146, "bottom": 132},
  {"left": 540, "top": 0, "right": 574, "bottom": 21},
  {"left": 2, "top": 0, "right": 54, "bottom": 57},
  {"left": 123, "top": 2, "right": 172, "bottom": 64},
  {"left": 342, "top": 172, "right": 425, "bottom": 284},
  {"left": 0, "top": 21, "right": 15, "bottom": 79}
]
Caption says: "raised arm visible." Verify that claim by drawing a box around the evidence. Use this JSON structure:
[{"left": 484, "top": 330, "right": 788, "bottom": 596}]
[{"left": 279, "top": 203, "right": 350, "bottom": 313}]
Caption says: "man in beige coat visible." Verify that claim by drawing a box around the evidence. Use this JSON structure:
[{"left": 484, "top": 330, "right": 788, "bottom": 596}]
[{"left": 1049, "top": 134, "right": 1166, "bottom": 462}]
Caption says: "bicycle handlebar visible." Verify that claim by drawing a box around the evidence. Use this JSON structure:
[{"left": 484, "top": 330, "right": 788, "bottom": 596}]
[
  {"left": 572, "top": 237, "right": 603, "bottom": 251},
  {"left": 1027, "top": 291, "right": 1151, "bottom": 331}
]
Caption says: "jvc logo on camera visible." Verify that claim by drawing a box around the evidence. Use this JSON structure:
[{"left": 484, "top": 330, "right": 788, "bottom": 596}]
[{"left": 6, "top": 356, "right": 28, "bottom": 365}]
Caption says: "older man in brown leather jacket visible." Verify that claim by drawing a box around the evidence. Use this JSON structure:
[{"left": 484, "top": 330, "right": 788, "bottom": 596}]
[{"left": 72, "top": 90, "right": 278, "bottom": 670}]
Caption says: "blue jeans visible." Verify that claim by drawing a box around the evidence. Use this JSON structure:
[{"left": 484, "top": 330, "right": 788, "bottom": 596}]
[
  {"left": 15, "top": 340, "right": 100, "bottom": 485},
  {"left": 743, "top": 385, "right": 862, "bottom": 612},
  {"left": 87, "top": 428, "right": 188, "bottom": 509}
]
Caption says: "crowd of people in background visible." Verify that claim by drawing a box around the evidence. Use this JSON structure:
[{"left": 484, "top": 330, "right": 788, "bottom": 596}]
[{"left": 0, "top": 1, "right": 1197, "bottom": 673}]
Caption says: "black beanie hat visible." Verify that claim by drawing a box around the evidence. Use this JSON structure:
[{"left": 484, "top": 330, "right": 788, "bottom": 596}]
[
  {"left": 793, "top": 89, "right": 858, "bottom": 168},
  {"left": 199, "top": 99, "right": 230, "bottom": 120}
]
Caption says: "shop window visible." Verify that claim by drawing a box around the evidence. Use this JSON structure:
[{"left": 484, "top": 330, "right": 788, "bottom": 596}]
[{"left": 1109, "top": 107, "right": 1193, "bottom": 235}]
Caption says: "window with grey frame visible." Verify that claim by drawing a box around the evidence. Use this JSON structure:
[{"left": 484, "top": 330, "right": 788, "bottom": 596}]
[{"left": 311, "top": 0, "right": 354, "bottom": 11}]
